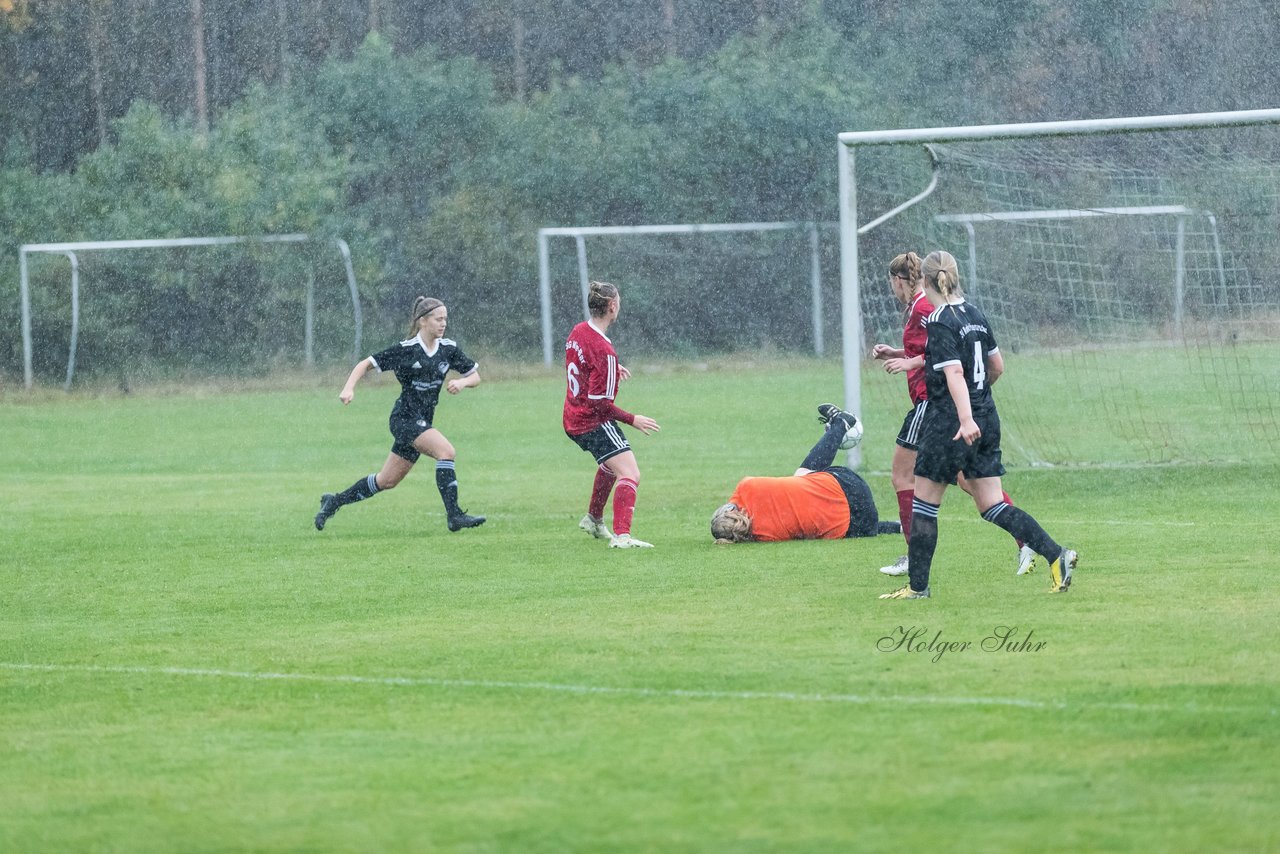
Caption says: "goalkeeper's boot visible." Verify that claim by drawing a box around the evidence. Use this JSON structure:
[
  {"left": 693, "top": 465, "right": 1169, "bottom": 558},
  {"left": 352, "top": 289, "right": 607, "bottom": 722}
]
[
  {"left": 1016, "top": 544, "right": 1038, "bottom": 575},
  {"left": 314, "top": 493, "right": 340, "bottom": 531},
  {"left": 1048, "top": 548, "right": 1078, "bottom": 592},
  {"left": 817, "top": 403, "right": 843, "bottom": 425},
  {"left": 880, "top": 554, "right": 909, "bottom": 576},
  {"left": 835, "top": 411, "right": 860, "bottom": 437},
  {"left": 818, "top": 404, "right": 860, "bottom": 445},
  {"left": 579, "top": 514, "right": 610, "bottom": 539},
  {"left": 879, "top": 584, "right": 930, "bottom": 600},
  {"left": 609, "top": 533, "right": 654, "bottom": 549},
  {"left": 447, "top": 511, "right": 487, "bottom": 532}
]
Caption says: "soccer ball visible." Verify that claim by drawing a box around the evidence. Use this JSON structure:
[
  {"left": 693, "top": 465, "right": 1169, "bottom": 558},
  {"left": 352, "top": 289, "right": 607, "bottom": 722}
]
[{"left": 839, "top": 415, "right": 864, "bottom": 450}]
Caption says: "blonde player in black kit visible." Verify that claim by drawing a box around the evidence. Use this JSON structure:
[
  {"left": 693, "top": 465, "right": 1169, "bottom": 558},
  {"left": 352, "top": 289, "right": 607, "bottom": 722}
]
[
  {"left": 880, "top": 251, "right": 1078, "bottom": 600},
  {"left": 314, "top": 296, "right": 486, "bottom": 533}
]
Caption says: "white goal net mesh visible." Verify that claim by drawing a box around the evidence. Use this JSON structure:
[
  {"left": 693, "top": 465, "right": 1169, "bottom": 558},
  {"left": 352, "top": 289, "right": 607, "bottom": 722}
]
[{"left": 851, "top": 123, "right": 1280, "bottom": 466}]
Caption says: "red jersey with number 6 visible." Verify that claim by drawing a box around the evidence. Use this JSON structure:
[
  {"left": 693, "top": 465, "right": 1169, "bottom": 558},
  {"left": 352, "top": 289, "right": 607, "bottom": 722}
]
[{"left": 563, "top": 320, "right": 636, "bottom": 435}]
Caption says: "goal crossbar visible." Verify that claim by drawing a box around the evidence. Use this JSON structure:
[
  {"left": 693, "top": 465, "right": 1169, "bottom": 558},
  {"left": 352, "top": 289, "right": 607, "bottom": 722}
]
[
  {"left": 933, "top": 204, "right": 1207, "bottom": 223},
  {"left": 837, "top": 107, "right": 1280, "bottom": 147},
  {"left": 19, "top": 233, "right": 363, "bottom": 389}
]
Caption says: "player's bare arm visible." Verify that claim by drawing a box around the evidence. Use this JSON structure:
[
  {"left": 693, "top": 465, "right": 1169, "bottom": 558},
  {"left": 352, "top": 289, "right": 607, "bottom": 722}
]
[
  {"left": 339, "top": 357, "right": 375, "bottom": 405},
  {"left": 871, "top": 344, "right": 904, "bottom": 360},
  {"left": 985, "top": 351, "right": 1005, "bottom": 386},
  {"left": 632, "top": 414, "right": 660, "bottom": 434},
  {"left": 446, "top": 370, "right": 481, "bottom": 395},
  {"left": 943, "top": 364, "right": 979, "bottom": 444},
  {"left": 884, "top": 355, "right": 924, "bottom": 375}
]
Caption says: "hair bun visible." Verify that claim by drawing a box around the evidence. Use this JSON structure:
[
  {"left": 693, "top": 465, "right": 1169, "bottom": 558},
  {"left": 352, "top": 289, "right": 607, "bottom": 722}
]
[{"left": 586, "top": 280, "right": 619, "bottom": 318}]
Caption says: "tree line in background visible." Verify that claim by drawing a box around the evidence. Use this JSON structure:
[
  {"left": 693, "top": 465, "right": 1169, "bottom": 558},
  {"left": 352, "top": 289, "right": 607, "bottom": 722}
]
[{"left": 3, "top": 0, "right": 1279, "bottom": 381}]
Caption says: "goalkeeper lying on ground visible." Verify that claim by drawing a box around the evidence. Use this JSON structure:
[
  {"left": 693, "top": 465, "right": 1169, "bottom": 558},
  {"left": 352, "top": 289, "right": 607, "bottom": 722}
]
[{"left": 710, "top": 404, "right": 902, "bottom": 544}]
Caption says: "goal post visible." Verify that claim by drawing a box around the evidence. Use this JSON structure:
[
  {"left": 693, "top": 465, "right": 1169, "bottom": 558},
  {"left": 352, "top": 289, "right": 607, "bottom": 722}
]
[
  {"left": 19, "top": 233, "right": 363, "bottom": 389},
  {"left": 537, "top": 221, "right": 831, "bottom": 364},
  {"left": 837, "top": 108, "right": 1280, "bottom": 467}
]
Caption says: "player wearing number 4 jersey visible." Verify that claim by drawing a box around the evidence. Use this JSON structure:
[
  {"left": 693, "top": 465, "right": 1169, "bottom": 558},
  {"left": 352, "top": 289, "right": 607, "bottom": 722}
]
[
  {"left": 564, "top": 280, "right": 661, "bottom": 549},
  {"left": 871, "top": 252, "right": 1034, "bottom": 579},
  {"left": 880, "top": 251, "right": 1077, "bottom": 600}
]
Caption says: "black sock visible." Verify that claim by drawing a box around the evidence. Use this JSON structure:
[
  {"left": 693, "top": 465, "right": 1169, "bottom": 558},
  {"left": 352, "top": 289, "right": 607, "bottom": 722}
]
[
  {"left": 981, "top": 503, "right": 1061, "bottom": 560},
  {"left": 907, "top": 498, "right": 939, "bottom": 592},
  {"left": 800, "top": 422, "right": 845, "bottom": 471},
  {"left": 436, "top": 460, "right": 460, "bottom": 516},
  {"left": 334, "top": 473, "right": 379, "bottom": 507}
]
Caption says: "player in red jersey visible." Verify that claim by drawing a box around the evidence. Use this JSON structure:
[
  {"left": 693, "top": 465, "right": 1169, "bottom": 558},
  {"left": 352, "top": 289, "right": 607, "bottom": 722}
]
[
  {"left": 869, "top": 252, "right": 934, "bottom": 573},
  {"left": 564, "top": 280, "right": 661, "bottom": 548},
  {"left": 871, "top": 253, "right": 1035, "bottom": 578}
]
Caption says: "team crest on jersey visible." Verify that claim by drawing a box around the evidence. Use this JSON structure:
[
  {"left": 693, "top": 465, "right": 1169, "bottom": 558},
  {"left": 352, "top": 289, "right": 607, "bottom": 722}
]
[{"left": 438, "top": 361, "right": 449, "bottom": 374}]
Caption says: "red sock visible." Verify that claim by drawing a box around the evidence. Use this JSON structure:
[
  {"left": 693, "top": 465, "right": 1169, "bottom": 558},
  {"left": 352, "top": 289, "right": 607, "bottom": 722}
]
[
  {"left": 1003, "top": 491, "right": 1024, "bottom": 548},
  {"left": 589, "top": 465, "right": 617, "bottom": 519},
  {"left": 897, "top": 489, "right": 914, "bottom": 544},
  {"left": 612, "top": 478, "right": 637, "bottom": 535}
]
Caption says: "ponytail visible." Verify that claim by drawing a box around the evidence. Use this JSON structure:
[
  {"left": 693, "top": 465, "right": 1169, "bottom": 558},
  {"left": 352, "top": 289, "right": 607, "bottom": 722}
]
[{"left": 922, "top": 251, "right": 962, "bottom": 299}]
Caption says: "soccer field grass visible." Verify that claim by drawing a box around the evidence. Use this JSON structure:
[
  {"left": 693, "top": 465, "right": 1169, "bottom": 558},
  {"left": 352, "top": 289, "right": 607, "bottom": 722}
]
[{"left": 2, "top": 360, "right": 1277, "bottom": 852}]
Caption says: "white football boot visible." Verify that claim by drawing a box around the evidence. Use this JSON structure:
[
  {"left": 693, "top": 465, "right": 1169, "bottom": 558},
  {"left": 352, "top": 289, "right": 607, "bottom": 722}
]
[
  {"left": 579, "top": 514, "right": 610, "bottom": 539},
  {"left": 609, "top": 533, "right": 654, "bottom": 549},
  {"left": 879, "top": 554, "right": 909, "bottom": 576},
  {"left": 1016, "top": 544, "right": 1037, "bottom": 575}
]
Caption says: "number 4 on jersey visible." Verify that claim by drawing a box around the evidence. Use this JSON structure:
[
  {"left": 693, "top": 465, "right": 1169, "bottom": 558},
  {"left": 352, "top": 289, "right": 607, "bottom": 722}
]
[{"left": 971, "top": 341, "right": 987, "bottom": 390}]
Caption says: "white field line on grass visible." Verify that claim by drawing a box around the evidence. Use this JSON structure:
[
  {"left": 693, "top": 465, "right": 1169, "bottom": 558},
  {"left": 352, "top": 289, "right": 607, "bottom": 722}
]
[
  {"left": 946, "top": 515, "right": 1197, "bottom": 528},
  {"left": 2, "top": 662, "right": 1272, "bottom": 716}
]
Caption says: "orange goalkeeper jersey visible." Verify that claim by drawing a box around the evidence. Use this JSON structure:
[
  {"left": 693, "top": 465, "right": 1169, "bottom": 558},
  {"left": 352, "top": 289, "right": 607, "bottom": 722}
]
[{"left": 729, "top": 472, "right": 849, "bottom": 542}]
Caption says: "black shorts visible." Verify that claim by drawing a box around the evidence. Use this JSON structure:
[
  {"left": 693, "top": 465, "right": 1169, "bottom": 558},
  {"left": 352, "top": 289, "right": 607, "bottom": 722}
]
[
  {"left": 567, "top": 422, "right": 631, "bottom": 465},
  {"left": 895, "top": 401, "right": 929, "bottom": 450},
  {"left": 821, "top": 465, "right": 880, "bottom": 538},
  {"left": 913, "top": 406, "right": 1006, "bottom": 484},
  {"left": 389, "top": 410, "right": 433, "bottom": 463}
]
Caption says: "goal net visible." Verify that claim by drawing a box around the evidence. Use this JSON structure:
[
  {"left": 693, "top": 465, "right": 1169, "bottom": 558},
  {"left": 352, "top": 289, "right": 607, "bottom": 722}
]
[
  {"left": 537, "top": 222, "right": 837, "bottom": 364},
  {"left": 19, "top": 235, "right": 362, "bottom": 389},
  {"left": 839, "top": 110, "right": 1280, "bottom": 467}
]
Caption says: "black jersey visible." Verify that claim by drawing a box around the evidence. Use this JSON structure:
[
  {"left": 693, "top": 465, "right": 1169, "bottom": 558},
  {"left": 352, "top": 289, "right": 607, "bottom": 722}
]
[
  {"left": 922, "top": 300, "right": 999, "bottom": 416},
  {"left": 370, "top": 334, "right": 477, "bottom": 420}
]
